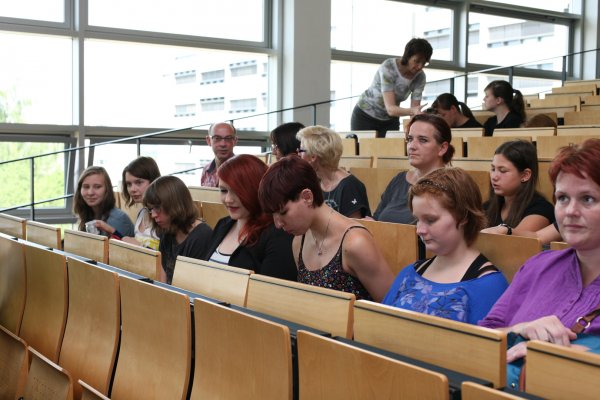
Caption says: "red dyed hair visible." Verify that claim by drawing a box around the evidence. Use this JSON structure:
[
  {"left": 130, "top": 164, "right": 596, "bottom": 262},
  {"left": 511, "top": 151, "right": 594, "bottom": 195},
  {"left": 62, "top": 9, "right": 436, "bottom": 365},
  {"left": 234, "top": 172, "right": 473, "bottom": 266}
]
[
  {"left": 549, "top": 139, "right": 600, "bottom": 193},
  {"left": 218, "top": 154, "right": 271, "bottom": 247}
]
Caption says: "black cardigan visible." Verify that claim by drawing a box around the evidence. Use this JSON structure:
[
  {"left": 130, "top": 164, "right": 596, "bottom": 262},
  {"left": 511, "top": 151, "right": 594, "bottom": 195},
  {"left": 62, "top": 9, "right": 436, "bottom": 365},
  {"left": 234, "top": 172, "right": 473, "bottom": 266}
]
[{"left": 203, "top": 217, "right": 298, "bottom": 282}]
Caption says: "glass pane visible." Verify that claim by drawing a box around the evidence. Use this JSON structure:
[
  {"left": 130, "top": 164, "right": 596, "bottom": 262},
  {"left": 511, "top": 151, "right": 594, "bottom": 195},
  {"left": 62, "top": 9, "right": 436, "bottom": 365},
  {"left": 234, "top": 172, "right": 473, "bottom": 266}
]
[
  {"left": 478, "top": 0, "right": 579, "bottom": 13},
  {"left": 0, "top": 0, "right": 64, "bottom": 22},
  {"left": 88, "top": 0, "right": 264, "bottom": 42},
  {"left": 0, "top": 142, "right": 67, "bottom": 209},
  {"left": 85, "top": 40, "right": 269, "bottom": 130},
  {"left": 90, "top": 141, "right": 262, "bottom": 189},
  {"left": 0, "top": 32, "right": 72, "bottom": 125},
  {"left": 469, "top": 13, "right": 569, "bottom": 71},
  {"left": 331, "top": 0, "right": 452, "bottom": 61}
]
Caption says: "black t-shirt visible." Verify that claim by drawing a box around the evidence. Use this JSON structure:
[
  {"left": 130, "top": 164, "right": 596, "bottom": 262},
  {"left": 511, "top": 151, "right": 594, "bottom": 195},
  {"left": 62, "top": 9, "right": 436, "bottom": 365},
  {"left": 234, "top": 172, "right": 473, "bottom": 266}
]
[
  {"left": 486, "top": 193, "right": 555, "bottom": 227},
  {"left": 484, "top": 111, "right": 523, "bottom": 136},
  {"left": 458, "top": 117, "right": 483, "bottom": 128}
]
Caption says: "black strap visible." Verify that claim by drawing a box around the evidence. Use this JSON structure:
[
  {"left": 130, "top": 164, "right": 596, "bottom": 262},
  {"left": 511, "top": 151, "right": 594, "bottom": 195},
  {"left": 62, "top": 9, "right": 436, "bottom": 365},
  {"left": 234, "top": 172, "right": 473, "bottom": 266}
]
[{"left": 461, "top": 254, "right": 497, "bottom": 281}]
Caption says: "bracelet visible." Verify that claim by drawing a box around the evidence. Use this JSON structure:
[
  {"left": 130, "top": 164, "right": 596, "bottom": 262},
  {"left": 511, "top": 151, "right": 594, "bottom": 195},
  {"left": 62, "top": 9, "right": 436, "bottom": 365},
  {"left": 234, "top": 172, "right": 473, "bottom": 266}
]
[{"left": 500, "top": 223, "right": 512, "bottom": 235}]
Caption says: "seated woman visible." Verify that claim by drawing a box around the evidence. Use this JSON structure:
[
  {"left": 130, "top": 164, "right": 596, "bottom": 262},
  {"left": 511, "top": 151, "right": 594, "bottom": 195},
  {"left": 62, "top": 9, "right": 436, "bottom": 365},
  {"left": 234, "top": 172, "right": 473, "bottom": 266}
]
[
  {"left": 143, "top": 175, "right": 212, "bottom": 284},
  {"left": 74, "top": 166, "right": 134, "bottom": 239},
  {"left": 482, "top": 140, "right": 554, "bottom": 235},
  {"left": 270, "top": 122, "right": 304, "bottom": 161},
  {"left": 372, "top": 113, "right": 454, "bottom": 224},
  {"left": 382, "top": 167, "right": 508, "bottom": 324},
  {"left": 258, "top": 156, "right": 394, "bottom": 301},
  {"left": 480, "top": 138, "right": 600, "bottom": 361},
  {"left": 482, "top": 80, "right": 526, "bottom": 136},
  {"left": 95, "top": 156, "right": 161, "bottom": 249},
  {"left": 204, "top": 154, "right": 297, "bottom": 281},
  {"left": 431, "top": 93, "right": 482, "bottom": 128},
  {"left": 296, "top": 125, "right": 371, "bottom": 218}
]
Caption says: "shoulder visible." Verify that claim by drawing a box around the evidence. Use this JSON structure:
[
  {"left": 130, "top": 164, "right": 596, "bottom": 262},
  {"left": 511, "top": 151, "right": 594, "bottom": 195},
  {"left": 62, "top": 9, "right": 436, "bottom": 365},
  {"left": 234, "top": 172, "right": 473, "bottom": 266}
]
[
  {"left": 341, "top": 174, "right": 366, "bottom": 188},
  {"left": 108, "top": 207, "right": 128, "bottom": 219},
  {"left": 525, "top": 193, "right": 555, "bottom": 219},
  {"left": 213, "top": 216, "right": 234, "bottom": 232},
  {"left": 516, "top": 248, "right": 577, "bottom": 278},
  {"left": 342, "top": 226, "right": 375, "bottom": 251},
  {"left": 190, "top": 221, "right": 213, "bottom": 238}
]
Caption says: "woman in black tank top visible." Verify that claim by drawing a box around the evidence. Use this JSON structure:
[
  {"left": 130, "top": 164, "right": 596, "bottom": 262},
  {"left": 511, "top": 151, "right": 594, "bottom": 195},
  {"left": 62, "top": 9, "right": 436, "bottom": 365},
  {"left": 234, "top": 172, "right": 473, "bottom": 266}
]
[{"left": 258, "top": 156, "right": 395, "bottom": 301}]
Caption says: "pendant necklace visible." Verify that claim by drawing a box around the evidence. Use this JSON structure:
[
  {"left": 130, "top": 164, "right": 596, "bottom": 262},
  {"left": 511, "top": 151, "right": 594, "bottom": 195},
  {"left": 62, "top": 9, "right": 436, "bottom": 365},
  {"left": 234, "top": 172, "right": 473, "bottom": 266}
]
[{"left": 312, "top": 207, "right": 334, "bottom": 256}]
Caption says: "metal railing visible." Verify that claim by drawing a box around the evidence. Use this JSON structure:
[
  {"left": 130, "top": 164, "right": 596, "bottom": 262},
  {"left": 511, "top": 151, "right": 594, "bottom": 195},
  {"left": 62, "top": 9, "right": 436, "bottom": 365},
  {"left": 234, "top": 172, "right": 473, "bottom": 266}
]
[{"left": 0, "top": 48, "right": 598, "bottom": 219}]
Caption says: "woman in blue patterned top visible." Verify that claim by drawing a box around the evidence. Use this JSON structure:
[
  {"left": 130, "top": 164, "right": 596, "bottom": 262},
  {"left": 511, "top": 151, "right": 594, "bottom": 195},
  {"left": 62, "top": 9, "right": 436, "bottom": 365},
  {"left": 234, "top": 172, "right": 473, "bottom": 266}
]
[{"left": 382, "top": 167, "right": 509, "bottom": 324}]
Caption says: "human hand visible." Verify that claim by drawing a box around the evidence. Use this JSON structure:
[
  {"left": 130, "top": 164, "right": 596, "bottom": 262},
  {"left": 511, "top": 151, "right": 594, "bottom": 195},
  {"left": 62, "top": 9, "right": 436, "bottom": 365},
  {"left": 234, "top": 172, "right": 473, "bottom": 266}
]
[
  {"left": 94, "top": 220, "right": 115, "bottom": 235},
  {"left": 481, "top": 225, "right": 509, "bottom": 235},
  {"left": 517, "top": 316, "right": 576, "bottom": 347}
]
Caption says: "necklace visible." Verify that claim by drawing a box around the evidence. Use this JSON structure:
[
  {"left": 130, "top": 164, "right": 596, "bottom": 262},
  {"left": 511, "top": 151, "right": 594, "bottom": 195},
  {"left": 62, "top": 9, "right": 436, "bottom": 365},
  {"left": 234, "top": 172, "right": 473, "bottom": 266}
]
[{"left": 312, "top": 208, "right": 334, "bottom": 256}]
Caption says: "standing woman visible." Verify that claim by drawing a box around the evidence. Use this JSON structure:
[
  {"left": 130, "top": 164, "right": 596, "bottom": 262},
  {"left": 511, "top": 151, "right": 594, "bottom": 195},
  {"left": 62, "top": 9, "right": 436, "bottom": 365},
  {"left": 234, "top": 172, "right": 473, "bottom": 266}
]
[
  {"left": 372, "top": 113, "right": 454, "bottom": 224},
  {"left": 482, "top": 80, "right": 526, "bottom": 136},
  {"left": 270, "top": 122, "right": 304, "bottom": 161},
  {"left": 74, "top": 166, "right": 134, "bottom": 239},
  {"left": 351, "top": 38, "right": 433, "bottom": 138},
  {"left": 297, "top": 125, "right": 371, "bottom": 218},
  {"left": 204, "top": 154, "right": 297, "bottom": 281},
  {"left": 483, "top": 140, "right": 554, "bottom": 235},
  {"left": 383, "top": 168, "right": 508, "bottom": 324},
  {"left": 143, "top": 175, "right": 212, "bottom": 284},
  {"left": 431, "top": 93, "right": 482, "bottom": 128},
  {"left": 95, "top": 156, "right": 161, "bottom": 249},
  {"left": 258, "top": 156, "right": 394, "bottom": 301}
]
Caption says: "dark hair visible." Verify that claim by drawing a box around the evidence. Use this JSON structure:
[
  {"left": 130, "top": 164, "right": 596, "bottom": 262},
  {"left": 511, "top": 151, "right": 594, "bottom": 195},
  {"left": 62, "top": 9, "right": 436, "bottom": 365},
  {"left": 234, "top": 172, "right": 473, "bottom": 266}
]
[
  {"left": 74, "top": 166, "right": 116, "bottom": 231},
  {"left": 406, "top": 113, "right": 455, "bottom": 164},
  {"left": 218, "top": 155, "right": 271, "bottom": 247},
  {"left": 549, "top": 138, "right": 600, "bottom": 194},
  {"left": 485, "top": 80, "right": 526, "bottom": 123},
  {"left": 485, "top": 140, "right": 540, "bottom": 228},
  {"left": 431, "top": 93, "right": 476, "bottom": 120},
  {"left": 525, "top": 113, "right": 557, "bottom": 128},
  {"left": 143, "top": 175, "right": 199, "bottom": 236},
  {"left": 258, "top": 156, "right": 324, "bottom": 214},
  {"left": 400, "top": 38, "right": 433, "bottom": 66},
  {"left": 409, "top": 167, "right": 486, "bottom": 246},
  {"left": 121, "top": 156, "right": 161, "bottom": 207},
  {"left": 270, "top": 122, "right": 304, "bottom": 157}
]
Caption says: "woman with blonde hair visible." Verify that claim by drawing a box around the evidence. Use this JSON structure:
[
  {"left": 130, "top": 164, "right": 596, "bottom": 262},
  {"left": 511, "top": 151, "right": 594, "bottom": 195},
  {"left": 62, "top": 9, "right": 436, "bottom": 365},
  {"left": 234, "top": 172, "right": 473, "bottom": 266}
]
[{"left": 297, "top": 125, "right": 371, "bottom": 218}]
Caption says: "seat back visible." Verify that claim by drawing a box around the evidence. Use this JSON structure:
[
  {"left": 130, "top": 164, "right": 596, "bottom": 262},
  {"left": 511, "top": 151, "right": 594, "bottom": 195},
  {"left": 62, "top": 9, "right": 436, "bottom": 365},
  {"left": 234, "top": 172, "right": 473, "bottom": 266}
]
[
  {"left": 79, "top": 380, "right": 111, "bottom": 400},
  {"left": 465, "top": 170, "right": 491, "bottom": 202},
  {"left": 353, "top": 300, "right": 507, "bottom": 388},
  {"left": 297, "top": 330, "right": 449, "bottom": 399},
  {"left": 357, "top": 219, "right": 418, "bottom": 275},
  {"left": 564, "top": 110, "right": 600, "bottom": 125},
  {"left": 59, "top": 258, "right": 120, "bottom": 400},
  {"left": 467, "top": 137, "right": 532, "bottom": 159},
  {"left": 0, "top": 233, "right": 27, "bottom": 334},
  {"left": 462, "top": 382, "right": 529, "bottom": 399},
  {"left": 63, "top": 229, "right": 109, "bottom": 263},
  {"left": 20, "top": 245, "right": 68, "bottom": 362},
  {"left": 526, "top": 340, "right": 600, "bottom": 399},
  {"left": 24, "top": 346, "right": 73, "bottom": 400},
  {"left": 557, "top": 125, "right": 600, "bottom": 136},
  {"left": 172, "top": 256, "right": 252, "bottom": 306},
  {"left": 246, "top": 274, "right": 355, "bottom": 338},
  {"left": 550, "top": 241, "right": 569, "bottom": 250},
  {"left": 494, "top": 127, "right": 556, "bottom": 141},
  {"left": 359, "top": 138, "right": 406, "bottom": 157},
  {"left": 26, "top": 220, "right": 62, "bottom": 249},
  {"left": 475, "top": 233, "right": 542, "bottom": 282},
  {"left": 452, "top": 127, "right": 485, "bottom": 138},
  {"left": 536, "top": 135, "right": 592, "bottom": 158},
  {"left": 117, "top": 192, "right": 142, "bottom": 226},
  {"left": 108, "top": 238, "right": 161, "bottom": 280},
  {"left": 200, "top": 201, "right": 228, "bottom": 229},
  {"left": 0, "top": 212, "right": 26, "bottom": 238},
  {"left": 349, "top": 167, "right": 402, "bottom": 210},
  {"left": 188, "top": 186, "right": 221, "bottom": 202},
  {"left": 338, "top": 155, "right": 373, "bottom": 170},
  {"left": 0, "top": 325, "right": 28, "bottom": 400},
  {"left": 191, "top": 298, "right": 292, "bottom": 400},
  {"left": 111, "top": 276, "right": 192, "bottom": 400}
]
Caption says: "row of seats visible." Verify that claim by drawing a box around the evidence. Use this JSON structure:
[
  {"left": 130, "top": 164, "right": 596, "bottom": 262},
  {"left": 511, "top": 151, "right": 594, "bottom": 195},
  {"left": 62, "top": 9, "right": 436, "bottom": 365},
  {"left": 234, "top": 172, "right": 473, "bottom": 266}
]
[{"left": 2, "top": 231, "right": 598, "bottom": 399}]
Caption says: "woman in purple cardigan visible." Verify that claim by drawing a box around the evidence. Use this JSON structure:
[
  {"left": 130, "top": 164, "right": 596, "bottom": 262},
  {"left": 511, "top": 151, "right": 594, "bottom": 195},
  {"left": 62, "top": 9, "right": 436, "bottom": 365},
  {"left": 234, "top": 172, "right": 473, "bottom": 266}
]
[{"left": 480, "top": 139, "right": 600, "bottom": 362}]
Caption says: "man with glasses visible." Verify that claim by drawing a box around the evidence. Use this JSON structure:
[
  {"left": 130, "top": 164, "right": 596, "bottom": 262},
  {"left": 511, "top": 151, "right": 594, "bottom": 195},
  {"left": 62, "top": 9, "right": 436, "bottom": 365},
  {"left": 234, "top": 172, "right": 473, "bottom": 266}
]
[{"left": 201, "top": 121, "right": 238, "bottom": 187}]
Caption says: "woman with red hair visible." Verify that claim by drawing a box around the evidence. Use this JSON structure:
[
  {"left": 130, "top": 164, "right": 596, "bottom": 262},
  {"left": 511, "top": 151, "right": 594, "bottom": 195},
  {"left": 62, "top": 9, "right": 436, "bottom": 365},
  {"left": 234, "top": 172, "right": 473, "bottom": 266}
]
[{"left": 203, "top": 154, "right": 297, "bottom": 281}]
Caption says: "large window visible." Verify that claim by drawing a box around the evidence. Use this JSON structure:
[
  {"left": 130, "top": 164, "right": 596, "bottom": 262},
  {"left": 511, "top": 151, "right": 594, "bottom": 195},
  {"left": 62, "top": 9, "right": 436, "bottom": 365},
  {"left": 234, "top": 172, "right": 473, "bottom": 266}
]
[
  {"left": 88, "top": 0, "right": 265, "bottom": 42},
  {"left": 0, "top": 0, "right": 64, "bottom": 22}
]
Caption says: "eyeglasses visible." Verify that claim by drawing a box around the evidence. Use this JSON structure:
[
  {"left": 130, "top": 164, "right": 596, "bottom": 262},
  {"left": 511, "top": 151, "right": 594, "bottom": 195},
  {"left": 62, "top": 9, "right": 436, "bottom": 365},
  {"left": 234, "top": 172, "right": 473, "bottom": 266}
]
[
  {"left": 211, "top": 135, "right": 236, "bottom": 143},
  {"left": 271, "top": 144, "right": 279, "bottom": 150},
  {"left": 146, "top": 205, "right": 162, "bottom": 214}
]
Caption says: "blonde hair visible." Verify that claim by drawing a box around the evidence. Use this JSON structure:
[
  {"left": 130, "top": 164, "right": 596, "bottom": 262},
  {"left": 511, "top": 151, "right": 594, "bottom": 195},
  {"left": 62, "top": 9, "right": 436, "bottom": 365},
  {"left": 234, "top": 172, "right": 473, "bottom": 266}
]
[{"left": 296, "top": 125, "right": 343, "bottom": 170}]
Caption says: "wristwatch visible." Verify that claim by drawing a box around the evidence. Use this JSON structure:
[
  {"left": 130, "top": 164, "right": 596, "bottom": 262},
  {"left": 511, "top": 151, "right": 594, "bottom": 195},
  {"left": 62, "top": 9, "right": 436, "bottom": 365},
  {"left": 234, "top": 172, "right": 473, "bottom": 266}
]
[{"left": 500, "top": 223, "right": 512, "bottom": 235}]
